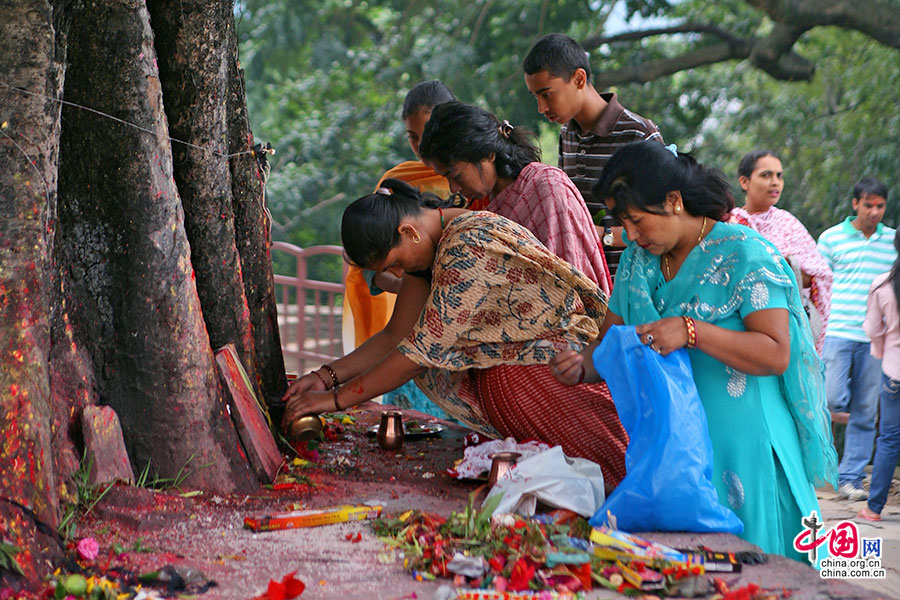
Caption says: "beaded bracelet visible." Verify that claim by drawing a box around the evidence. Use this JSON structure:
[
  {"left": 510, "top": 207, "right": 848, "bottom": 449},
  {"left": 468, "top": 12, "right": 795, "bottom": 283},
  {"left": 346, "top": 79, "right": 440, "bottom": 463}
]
[
  {"left": 311, "top": 370, "right": 330, "bottom": 390},
  {"left": 683, "top": 315, "right": 698, "bottom": 349},
  {"left": 321, "top": 363, "right": 339, "bottom": 389}
]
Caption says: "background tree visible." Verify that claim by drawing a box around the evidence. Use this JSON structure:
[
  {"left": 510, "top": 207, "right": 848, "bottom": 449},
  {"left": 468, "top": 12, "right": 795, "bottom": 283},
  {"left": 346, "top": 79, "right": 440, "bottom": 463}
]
[
  {"left": 583, "top": 0, "right": 900, "bottom": 234},
  {"left": 240, "top": 0, "right": 900, "bottom": 269}
]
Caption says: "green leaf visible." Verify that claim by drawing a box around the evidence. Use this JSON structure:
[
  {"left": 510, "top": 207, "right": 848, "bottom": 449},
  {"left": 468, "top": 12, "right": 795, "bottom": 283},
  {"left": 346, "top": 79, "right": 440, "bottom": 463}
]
[
  {"left": 0, "top": 541, "right": 23, "bottom": 575},
  {"left": 475, "top": 492, "right": 504, "bottom": 532}
]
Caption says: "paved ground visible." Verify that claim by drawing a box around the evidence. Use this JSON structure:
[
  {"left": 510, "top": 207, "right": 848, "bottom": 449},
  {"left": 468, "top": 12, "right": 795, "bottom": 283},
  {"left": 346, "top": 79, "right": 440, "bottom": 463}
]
[
  {"left": 70, "top": 405, "right": 897, "bottom": 599},
  {"left": 816, "top": 481, "right": 900, "bottom": 598}
]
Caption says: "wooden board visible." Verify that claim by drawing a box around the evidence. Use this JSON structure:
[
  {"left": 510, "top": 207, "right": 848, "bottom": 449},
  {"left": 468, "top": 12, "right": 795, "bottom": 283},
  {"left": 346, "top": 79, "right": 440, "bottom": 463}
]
[{"left": 215, "top": 344, "right": 282, "bottom": 483}]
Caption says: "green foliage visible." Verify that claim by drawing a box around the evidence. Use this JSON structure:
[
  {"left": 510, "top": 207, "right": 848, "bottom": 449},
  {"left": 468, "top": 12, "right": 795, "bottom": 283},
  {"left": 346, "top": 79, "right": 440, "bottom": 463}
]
[
  {"left": 58, "top": 452, "right": 113, "bottom": 541},
  {"left": 112, "top": 537, "right": 153, "bottom": 555},
  {"left": 236, "top": 0, "right": 616, "bottom": 262},
  {"left": 237, "top": 0, "right": 900, "bottom": 265},
  {"left": 444, "top": 490, "right": 504, "bottom": 540},
  {"left": 134, "top": 455, "right": 205, "bottom": 491},
  {"left": 685, "top": 28, "right": 900, "bottom": 236},
  {"left": 0, "top": 541, "right": 24, "bottom": 576}
]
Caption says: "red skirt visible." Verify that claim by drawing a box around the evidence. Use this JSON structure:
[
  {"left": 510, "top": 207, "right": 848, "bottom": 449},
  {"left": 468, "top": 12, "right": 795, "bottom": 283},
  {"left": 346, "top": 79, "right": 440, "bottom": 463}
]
[{"left": 467, "top": 364, "right": 627, "bottom": 490}]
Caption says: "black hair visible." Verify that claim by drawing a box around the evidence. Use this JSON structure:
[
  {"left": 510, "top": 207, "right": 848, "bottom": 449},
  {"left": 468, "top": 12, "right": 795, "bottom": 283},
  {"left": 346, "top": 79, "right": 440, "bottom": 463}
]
[
  {"left": 418, "top": 101, "right": 540, "bottom": 181},
  {"left": 401, "top": 80, "right": 456, "bottom": 120},
  {"left": 522, "top": 33, "right": 592, "bottom": 83},
  {"left": 341, "top": 178, "right": 447, "bottom": 269},
  {"left": 853, "top": 176, "right": 889, "bottom": 201},
  {"left": 737, "top": 149, "right": 780, "bottom": 180},
  {"left": 592, "top": 141, "right": 735, "bottom": 222}
]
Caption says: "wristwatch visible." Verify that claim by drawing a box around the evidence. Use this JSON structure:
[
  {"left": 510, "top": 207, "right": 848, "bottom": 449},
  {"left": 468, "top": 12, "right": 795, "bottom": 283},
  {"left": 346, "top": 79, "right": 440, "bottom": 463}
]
[{"left": 602, "top": 227, "right": 614, "bottom": 247}]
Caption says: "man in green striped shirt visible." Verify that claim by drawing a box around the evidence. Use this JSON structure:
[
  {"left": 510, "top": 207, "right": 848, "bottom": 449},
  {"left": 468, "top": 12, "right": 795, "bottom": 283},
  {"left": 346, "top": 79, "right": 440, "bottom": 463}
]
[{"left": 818, "top": 177, "right": 896, "bottom": 501}]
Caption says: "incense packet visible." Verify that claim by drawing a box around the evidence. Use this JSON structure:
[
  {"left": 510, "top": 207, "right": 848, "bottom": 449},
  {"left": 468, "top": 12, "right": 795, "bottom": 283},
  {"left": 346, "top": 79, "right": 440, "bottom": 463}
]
[{"left": 244, "top": 502, "right": 383, "bottom": 532}]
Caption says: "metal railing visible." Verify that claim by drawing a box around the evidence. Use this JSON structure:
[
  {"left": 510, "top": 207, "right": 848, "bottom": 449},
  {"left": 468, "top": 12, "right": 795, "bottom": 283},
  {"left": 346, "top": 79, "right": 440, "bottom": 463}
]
[{"left": 271, "top": 241, "right": 347, "bottom": 375}]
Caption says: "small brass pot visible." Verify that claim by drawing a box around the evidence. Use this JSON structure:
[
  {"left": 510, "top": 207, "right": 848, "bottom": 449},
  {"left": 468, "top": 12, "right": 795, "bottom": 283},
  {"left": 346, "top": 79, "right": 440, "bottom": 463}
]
[
  {"left": 487, "top": 451, "right": 521, "bottom": 487},
  {"left": 288, "top": 414, "right": 323, "bottom": 442},
  {"left": 377, "top": 411, "right": 404, "bottom": 450}
]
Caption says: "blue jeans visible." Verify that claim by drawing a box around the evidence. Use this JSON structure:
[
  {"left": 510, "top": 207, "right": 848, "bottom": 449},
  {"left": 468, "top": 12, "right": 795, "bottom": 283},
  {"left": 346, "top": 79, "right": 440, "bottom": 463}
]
[
  {"left": 823, "top": 337, "right": 882, "bottom": 486},
  {"left": 868, "top": 374, "right": 900, "bottom": 513}
]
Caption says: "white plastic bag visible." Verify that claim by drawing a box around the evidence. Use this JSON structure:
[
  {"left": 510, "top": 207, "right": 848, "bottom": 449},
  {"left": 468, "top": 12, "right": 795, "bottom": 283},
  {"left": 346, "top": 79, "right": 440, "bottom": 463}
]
[
  {"left": 482, "top": 446, "right": 605, "bottom": 517},
  {"left": 453, "top": 437, "right": 549, "bottom": 479}
]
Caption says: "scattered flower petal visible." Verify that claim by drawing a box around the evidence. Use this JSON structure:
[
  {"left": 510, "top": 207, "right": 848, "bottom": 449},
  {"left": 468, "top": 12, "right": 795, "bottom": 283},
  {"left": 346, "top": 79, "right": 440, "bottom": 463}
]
[
  {"left": 252, "top": 571, "right": 305, "bottom": 600},
  {"left": 76, "top": 537, "right": 100, "bottom": 561}
]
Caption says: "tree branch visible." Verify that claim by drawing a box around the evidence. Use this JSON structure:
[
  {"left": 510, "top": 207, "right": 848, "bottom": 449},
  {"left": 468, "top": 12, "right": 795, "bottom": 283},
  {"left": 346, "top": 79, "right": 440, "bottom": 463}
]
[
  {"left": 592, "top": 39, "right": 755, "bottom": 87},
  {"left": 301, "top": 191, "right": 347, "bottom": 216},
  {"left": 469, "top": 0, "right": 495, "bottom": 46},
  {"left": 748, "top": 22, "right": 815, "bottom": 80},
  {"left": 748, "top": 0, "right": 900, "bottom": 49},
  {"left": 582, "top": 22, "right": 747, "bottom": 49},
  {"left": 537, "top": 0, "right": 549, "bottom": 36},
  {"left": 582, "top": 0, "right": 899, "bottom": 86}
]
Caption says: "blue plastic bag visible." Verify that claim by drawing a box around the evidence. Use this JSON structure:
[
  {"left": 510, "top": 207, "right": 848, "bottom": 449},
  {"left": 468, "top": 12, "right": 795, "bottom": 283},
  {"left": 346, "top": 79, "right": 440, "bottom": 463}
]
[{"left": 589, "top": 325, "right": 743, "bottom": 534}]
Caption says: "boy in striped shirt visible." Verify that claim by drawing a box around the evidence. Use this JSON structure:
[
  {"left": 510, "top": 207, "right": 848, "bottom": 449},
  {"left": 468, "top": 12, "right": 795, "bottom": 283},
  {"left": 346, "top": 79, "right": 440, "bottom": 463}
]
[
  {"left": 523, "top": 33, "right": 663, "bottom": 278},
  {"left": 818, "top": 177, "right": 896, "bottom": 501}
]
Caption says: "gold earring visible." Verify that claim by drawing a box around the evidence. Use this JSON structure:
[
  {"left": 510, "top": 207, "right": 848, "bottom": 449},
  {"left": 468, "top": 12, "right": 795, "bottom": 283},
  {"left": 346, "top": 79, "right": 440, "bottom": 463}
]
[
  {"left": 675, "top": 205, "right": 682, "bottom": 213},
  {"left": 412, "top": 232, "right": 421, "bottom": 244}
]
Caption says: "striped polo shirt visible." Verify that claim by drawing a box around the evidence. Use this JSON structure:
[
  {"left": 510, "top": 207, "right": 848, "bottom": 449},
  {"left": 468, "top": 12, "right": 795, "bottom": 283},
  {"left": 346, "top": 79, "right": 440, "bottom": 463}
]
[
  {"left": 558, "top": 92, "right": 663, "bottom": 277},
  {"left": 558, "top": 92, "right": 663, "bottom": 214},
  {"left": 818, "top": 217, "right": 897, "bottom": 342}
]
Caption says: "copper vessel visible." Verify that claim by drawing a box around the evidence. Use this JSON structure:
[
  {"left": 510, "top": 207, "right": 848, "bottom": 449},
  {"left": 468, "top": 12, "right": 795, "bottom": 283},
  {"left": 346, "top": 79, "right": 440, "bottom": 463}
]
[
  {"left": 487, "top": 451, "right": 521, "bottom": 487},
  {"left": 377, "top": 411, "right": 404, "bottom": 450},
  {"left": 288, "top": 414, "right": 323, "bottom": 442}
]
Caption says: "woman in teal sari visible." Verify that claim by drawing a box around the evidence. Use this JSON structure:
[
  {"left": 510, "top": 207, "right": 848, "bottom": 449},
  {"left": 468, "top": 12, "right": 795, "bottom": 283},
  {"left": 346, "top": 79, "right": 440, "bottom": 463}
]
[{"left": 551, "top": 141, "right": 837, "bottom": 560}]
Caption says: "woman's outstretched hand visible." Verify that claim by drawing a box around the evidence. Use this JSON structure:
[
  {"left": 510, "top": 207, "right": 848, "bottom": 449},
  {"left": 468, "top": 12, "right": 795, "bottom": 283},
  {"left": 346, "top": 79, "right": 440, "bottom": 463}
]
[
  {"left": 549, "top": 349, "right": 585, "bottom": 386},
  {"left": 282, "top": 390, "right": 334, "bottom": 428},
  {"left": 283, "top": 371, "right": 328, "bottom": 399},
  {"left": 634, "top": 317, "right": 689, "bottom": 356},
  {"left": 281, "top": 371, "right": 330, "bottom": 429}
]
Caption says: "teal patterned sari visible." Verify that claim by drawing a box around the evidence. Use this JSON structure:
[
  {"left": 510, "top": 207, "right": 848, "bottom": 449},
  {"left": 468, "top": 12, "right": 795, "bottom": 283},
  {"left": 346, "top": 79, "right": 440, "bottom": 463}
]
[{"left": 609, "top": 221, "right": 837, "bottom": 558}]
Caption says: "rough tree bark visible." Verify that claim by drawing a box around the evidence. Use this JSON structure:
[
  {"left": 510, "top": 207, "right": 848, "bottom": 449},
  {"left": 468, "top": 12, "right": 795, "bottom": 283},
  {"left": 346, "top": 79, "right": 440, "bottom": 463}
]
[
  {"left": 225, "top": 23, "right": 288, "bottom": 408},
  {"left": 56, "top": 0, "right": 257, "bottom": 494},
  {"left": 146, "top": 0, "right": 286, "bottom": 410},
  {"left": 146, "top": 0, "right": 262, "bottom": 401},
  {"left": 1, "top": 0, "right": 287, "bottom": 585},
  {"left": 0, "top": 0, "right": 67, "bottom": 585}
]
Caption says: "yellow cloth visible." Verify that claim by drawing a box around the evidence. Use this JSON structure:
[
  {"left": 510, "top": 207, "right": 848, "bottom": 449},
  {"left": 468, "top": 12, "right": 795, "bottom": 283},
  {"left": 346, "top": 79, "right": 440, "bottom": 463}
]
[{"left": 345, "top": 162, "right": 451, "bottom": 348}]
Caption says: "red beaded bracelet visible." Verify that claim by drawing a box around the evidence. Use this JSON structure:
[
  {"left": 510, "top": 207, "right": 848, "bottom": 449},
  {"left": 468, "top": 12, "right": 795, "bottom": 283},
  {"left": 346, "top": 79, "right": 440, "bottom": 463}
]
[
  {"left": 312, "top": 370, "right": 330, "bottom": 390},
  {"left": 683, "top": 315, "right": 697, "bottom": 349}
]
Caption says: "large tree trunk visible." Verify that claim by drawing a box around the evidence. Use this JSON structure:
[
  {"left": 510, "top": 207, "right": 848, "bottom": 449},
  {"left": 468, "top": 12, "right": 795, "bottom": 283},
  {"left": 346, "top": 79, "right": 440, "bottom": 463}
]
[
  {"left": 0, "top": 0, "right": 66, "bottom": 585},
  {"left": 225, "top": 11, "right": 288, "bottom": 408},
  {"left": 146, "top": 0, "right": 262, "bottom": 402},
  {"left": 57, "top": 0, "right": 256, "bottom": 494},
  {"left": 0, "top": 0, "right": 285, "bottom": 584}
]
